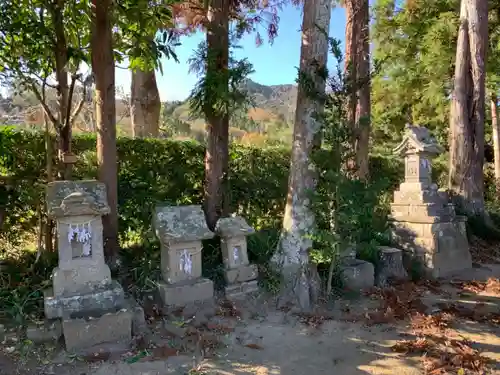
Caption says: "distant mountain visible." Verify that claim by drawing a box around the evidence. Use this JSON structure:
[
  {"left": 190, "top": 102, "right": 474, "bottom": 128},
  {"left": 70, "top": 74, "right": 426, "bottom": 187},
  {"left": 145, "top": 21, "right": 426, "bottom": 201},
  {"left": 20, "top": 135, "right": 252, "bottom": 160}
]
[
  {"left": 171, "top": 79, "right": 297, "bottom": 126},
  {"left": 244, "top": 79, "right": 297, "bottom": 123}
]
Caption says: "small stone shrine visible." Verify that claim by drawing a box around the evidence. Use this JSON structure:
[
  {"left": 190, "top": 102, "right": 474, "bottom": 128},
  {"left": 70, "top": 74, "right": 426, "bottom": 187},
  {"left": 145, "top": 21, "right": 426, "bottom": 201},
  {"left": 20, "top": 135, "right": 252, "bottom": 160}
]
[
  {"left": 390, "top": 125, "right": 472, "bottom": 278},
  {"left": 215, "top": 216, "right": 258, "bottom": 298},
  {"left": 153, "top": 205, "right": 214, "bottom": 307},
  {"left": 44, "top": 180, "right": 131, "bottom": 352}
]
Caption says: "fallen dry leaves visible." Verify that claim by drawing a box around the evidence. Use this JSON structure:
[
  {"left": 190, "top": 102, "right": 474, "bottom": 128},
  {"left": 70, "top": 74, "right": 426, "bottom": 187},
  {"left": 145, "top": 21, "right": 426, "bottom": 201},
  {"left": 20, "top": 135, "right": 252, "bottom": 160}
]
[
  {"left": 392, "top": 336, "right": 491, "bottom": 375},
  {"left": 360, "top": 281, "right": 430, "bottom": 326},
  {"left": 349, "top": 280, "right": 494, "bottom": 374},
  {"left": 436, "top": 302, "right": 500, "bottom": 327},
  {"left": 451, "top": 278, "right": 500, "bottom": 296},
  {"left": 216, "top": 300, "right": 242, "bottom": 318},
  {"left": 294, "top": 312, "right": 334, "bottom": 329},
  {"left": 410, "top": 312, "right": 453, "bottom": 334}
]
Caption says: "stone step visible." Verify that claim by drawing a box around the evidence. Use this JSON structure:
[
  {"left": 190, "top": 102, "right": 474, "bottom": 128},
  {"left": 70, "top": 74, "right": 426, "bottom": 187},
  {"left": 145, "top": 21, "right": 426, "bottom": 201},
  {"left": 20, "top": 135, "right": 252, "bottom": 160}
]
[
  {"left": 62, "top": 308, "right": 132, "bottom": 353},
  {"left": 44, "top": 280, "right": 125, "bottom": 319}
]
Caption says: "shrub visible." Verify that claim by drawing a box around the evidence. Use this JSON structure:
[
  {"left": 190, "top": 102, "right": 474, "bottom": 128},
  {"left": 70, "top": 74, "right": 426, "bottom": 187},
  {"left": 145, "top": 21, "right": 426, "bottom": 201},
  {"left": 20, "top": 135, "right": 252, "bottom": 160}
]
[{"left": 0, "top": 127, "right": 411, "bottom": 253}]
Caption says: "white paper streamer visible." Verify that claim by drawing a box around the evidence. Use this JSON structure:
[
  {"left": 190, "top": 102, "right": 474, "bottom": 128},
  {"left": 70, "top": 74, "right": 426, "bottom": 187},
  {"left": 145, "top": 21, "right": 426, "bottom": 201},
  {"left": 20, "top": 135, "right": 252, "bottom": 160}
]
[
  {"left": 179, "top": 250, "right": 192, "bottom": 275},
  {"left": 67, "top": 222, "right": 92, "bottom": 256},
  {"left": 233, "top": 247, "right": 240, "bottom": 264}
]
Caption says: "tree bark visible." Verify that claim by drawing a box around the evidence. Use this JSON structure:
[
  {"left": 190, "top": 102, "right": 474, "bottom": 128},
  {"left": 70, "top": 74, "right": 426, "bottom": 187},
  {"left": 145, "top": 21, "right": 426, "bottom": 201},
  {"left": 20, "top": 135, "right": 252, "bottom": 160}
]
[
  {"left": 491, "top": 92, "right": 500, "bottom": 195},
  {"left": 274, "top": 0, "right": 331, "bottom": 311},
  {"left": 344, "top": 0, "right": 370, "bottom": 180},
  {"left": 91, "top": 0, "right": 119, "bottom": 262},
  {"left": 448, "top": 0, "right": 488, "bottom": 215},
  {"left": 49, "top": 0, "right": 72, "bottom": 180},
  {"left": 344, "top": 0, "right": 358, "bottom": 152},
  {"left": 203, "top": 0, "right": 230, "bottom": 231},
  {"left": 130, "top": 68, "right": 161, "bottom": 138},
  {"left": 355, "top": 0, "right": 370, "bottom": 180}
]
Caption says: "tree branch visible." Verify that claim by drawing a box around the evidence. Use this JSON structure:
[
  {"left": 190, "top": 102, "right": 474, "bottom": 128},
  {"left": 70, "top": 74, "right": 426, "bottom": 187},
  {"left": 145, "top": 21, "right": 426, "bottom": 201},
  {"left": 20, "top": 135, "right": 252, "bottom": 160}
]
[
  {"left": 69, "top": 81, "right": 86, "bottom": 125},
  {"left": 30, "top": 80, "right": 58, "bottom": 126},
  {"left": 64, "top": 73, "right": 78, "bottom": 130}
]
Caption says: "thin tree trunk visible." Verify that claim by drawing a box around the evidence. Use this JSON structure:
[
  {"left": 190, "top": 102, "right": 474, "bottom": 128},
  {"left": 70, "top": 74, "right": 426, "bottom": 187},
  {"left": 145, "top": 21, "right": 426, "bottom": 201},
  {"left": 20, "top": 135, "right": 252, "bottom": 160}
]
[
  {"left": 203, "top": 0, "right": 230, "bottom": 231},
  {"left": 274, "top": 0, "right": 331, "bottom": 311},
  {"left": 130, "top": 68, "right": 161, "bottom": 138},
  {"left": 91, "top": 0, "right": 119, "bottom": 263},
  {"left": 355, "top": 0, "right": 370, "bottom": 180},
  {"left": 50, "top": 0, "right": 72, "bottom": 180},
  {"left": 491, "top": 92, "right": 500, "bottom": 196},
  {"left": 448, "top": 0, "right": 488, "bottom": 215},
  {"left": 44, "top": 110, "right": 54, "bottom": 253}
]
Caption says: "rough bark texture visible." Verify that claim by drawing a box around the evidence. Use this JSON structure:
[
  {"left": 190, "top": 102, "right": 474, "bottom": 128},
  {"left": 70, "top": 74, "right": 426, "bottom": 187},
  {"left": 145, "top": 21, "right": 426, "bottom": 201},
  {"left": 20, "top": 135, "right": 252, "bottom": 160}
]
[
  {"left": 130, "top": 68, "right": 161, "bottom": 138},
  {"left": 344, "top": 0, "right": 370, "bottom": 180},
  {"left": 274, "top": 0, "right": 331, "bottom": 311},
  {"left": 344, "top": 0, "right": 358, "bottom": 149},
  {"left": 203, "top": 0, "right": 230, "bottom": 231},
  {"left": 448, "top": 0, "right": 488, "bottom": 215},
  {"left": 50, "top": 0, "right": 72, "bottom": 180},
  {"left": 355, "top": 0, "right": 371, "bottom": 180},
  {"left": 91, "top": 0, "right": 119, "bottom": 262},
  {"left": 491, "top": 93, "right": 500, "bottom": 195}
]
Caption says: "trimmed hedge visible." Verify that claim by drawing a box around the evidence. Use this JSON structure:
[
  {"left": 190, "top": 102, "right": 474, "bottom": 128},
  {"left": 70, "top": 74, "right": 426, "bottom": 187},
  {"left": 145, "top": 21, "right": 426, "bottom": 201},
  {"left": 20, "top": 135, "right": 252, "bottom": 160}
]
[{"left": 1, "top": 127, "right": 406, "bottom": 248}]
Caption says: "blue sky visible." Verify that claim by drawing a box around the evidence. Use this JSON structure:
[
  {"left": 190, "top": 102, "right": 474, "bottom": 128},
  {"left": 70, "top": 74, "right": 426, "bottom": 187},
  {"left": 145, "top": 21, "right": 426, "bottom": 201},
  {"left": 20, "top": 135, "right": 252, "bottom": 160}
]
[{"left": 116, "top": 4, "right": 347, "bottom": 101}]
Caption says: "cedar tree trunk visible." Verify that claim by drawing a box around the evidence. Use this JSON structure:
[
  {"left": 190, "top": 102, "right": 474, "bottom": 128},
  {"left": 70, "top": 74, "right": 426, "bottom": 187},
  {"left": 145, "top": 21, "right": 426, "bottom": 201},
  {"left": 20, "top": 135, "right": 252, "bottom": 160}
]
[
  {"left": 344, "top": 0, "right": 370, "bottom": 179},
  {"left": 91, "top": 0, "right": 119, "bottom": 262},
  {"left": 203, "top": 0, "right": 230, "bottom": 231},
  {"left": 448, "top": 0, "right": 488, "bottom": 215},
  {"left": 131, "top": 68, "right": 161, "bottom": 138},
  {"left": 491, "top": 92, "right": 500, "bottom": 195}
]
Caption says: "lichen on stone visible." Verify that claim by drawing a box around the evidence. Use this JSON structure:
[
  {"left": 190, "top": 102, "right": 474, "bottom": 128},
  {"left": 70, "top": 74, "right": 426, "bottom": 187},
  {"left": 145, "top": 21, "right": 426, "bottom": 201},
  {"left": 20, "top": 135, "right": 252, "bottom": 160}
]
[{"left": 153, "top": 205, "right": 214, "bottom": 244}]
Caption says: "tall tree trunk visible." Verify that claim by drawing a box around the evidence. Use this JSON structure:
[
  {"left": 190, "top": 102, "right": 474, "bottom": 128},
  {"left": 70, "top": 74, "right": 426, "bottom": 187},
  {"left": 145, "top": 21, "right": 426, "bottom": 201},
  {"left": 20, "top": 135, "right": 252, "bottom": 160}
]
[
  {"left": 355, "top": 0, "right": 370, "bottom": 180},
  {"left": 344, "top": 0, "right": 358, "bottom": 151},
  {"left": 274, "top": 0, "right": 331, "bottom": 311},
  {"left": 344, "top": 0, "right": 370, "bottom": 180},
  {"left": 91, "top": 0, "right": 119, "bottom": 263},
  {"left": 491, "top": 92, "right": 500, "bottom": 196},
  {"left": 448, "top": 0, "right": 488, "bottom": 215},
  {"left": 203, "top": 0, "right": 230, "bottom": 231},
  {"left": 50, "top": 0, "right": 72, "bottom": 180},
  {"left": 130, "top": 68, "right": 161, "bottom": 138}
]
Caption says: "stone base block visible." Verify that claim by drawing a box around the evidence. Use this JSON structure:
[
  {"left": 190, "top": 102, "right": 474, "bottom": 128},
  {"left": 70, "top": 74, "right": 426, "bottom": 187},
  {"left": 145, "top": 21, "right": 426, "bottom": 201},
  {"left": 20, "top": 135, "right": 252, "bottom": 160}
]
[
  {"left": 340, "top": 259, "right": 375, "bottom": 290},
  {"left": 52, "top": 263, "right": 112, "bottom": 297},
  {"left": 225, "top": 280, "right": 259, "bottom": 300},
  {"left": 26, "top": 320, "right": 62, "bottom": 344},
  {"left": 225, "top": 264, "right": 258, "bottom": 284},
  {"left": 158, "top": 278, "right": 214, "bottom": 307},
  {"left": 62, "top": 308, "right": 132, "bottom": 352},
  {"left": 377, "top": 246, "right": 409, "bottom": 287},
  {"left": 391, "top": 218, "right": 472, "bottom": 279},
  {"left": 44, "top": 280, "right": 125, "bottom": 319}
]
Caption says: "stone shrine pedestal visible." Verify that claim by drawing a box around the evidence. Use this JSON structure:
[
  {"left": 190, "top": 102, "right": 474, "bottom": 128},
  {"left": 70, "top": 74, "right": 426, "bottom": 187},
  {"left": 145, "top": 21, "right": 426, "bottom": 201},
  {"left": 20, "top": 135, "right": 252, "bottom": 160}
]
[
  {"left": 389, "top": 125, "right": 472, "bottom": 278},
  {"left": 44, "top": 180, "right": 131, "bottom": 352},
  {"left": 215, "top": 216, "right": 258, "bottom": 299},
  {"left": 153, "top": 205, "right": 214, "bottom": 307}
]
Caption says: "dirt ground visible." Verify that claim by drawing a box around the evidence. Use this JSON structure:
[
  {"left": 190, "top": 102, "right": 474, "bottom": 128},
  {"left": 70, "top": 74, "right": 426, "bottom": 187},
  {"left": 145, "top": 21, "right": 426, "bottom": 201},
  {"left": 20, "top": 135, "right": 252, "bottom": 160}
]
[{"left": 2, "top": 264, "right": 500, "bottom": 375}]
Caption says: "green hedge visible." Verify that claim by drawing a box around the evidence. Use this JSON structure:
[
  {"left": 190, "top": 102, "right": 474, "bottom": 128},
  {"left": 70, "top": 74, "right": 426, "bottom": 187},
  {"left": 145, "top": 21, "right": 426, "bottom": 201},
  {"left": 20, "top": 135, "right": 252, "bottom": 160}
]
[{"left": 1, "top": 127, "right": 406, "bottom": 249}]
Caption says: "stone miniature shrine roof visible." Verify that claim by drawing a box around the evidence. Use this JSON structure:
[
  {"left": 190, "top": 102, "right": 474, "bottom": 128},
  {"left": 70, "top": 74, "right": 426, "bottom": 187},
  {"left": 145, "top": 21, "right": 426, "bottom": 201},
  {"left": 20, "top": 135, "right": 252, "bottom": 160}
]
[
  {"left": 153, "top": 205, "right": 214, "bottom": 244},
  {"left": 46, "top": 180, "right": 110, "bottom": 218},
  {"left": 215, "top": 216, "right": 255, "bottom": 237},
  {"left": 393, "top": 124, "right": 444, "bottom": 156}
]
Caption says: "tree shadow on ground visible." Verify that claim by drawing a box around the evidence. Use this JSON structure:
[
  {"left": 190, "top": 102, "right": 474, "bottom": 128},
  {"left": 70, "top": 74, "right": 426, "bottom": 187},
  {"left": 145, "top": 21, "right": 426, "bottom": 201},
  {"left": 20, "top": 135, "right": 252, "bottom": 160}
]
[{"left": 195, "top": 263, "right": 500, "bottom": 375}]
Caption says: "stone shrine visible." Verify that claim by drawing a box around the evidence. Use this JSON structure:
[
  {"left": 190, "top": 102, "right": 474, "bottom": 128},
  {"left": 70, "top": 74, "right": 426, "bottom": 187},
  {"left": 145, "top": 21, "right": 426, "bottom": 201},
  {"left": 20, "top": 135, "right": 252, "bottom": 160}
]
[
  {"left": 153, "top": 205, "right": 214, "bottom": 307},
  {"left": 389, "top": 125, "right": 472, "bottom": 278},
  {"left": 215, "top": 216, "right": 258, "bottom": 298},
  {"left": 44, "top": 180, "right": 131, "bottom": 352}
]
